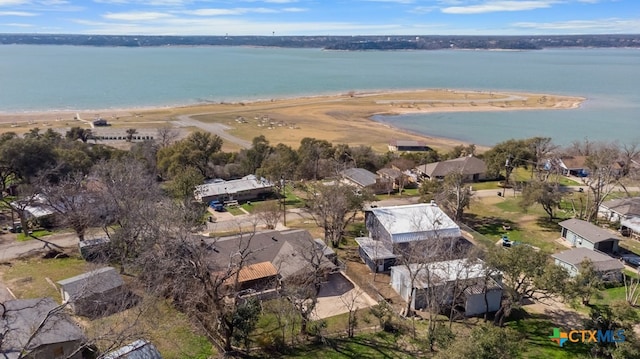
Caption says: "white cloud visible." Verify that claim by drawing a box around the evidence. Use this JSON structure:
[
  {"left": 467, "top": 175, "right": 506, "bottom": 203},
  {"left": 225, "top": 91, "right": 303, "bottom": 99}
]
[
  {"left": 103, "top": 11, "right": 174, "bottom": 21},
  {"left": 93, "top": 0, "right": 191, "bottom": 5},
  {"left": 2, "top": 22, "right": 34, "bottom": 26},
  {"left": 442, "top": 1, "right": 559, "bottom": 14},
  {"left": 364, "top": 0, "right": 415, "bottom": 4},
  {"left": 282, "top": 7, "right": 306, "bottom": 12},
  {"left": 0, "top": 10, "right": 37, "bottom": 16},
  {"left": 0, "top": 0, "right": 30, "bottom": 5},
  {"left": 181, "top": 7, "right": 280, "bottom": 16},
  {"left": 512, "top": 18, "right": 640, "bottom": 33}
]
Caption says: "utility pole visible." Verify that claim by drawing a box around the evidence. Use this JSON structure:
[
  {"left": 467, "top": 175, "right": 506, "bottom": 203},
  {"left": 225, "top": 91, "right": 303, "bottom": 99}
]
[{"left": 281, "top": 175, "right": 287, "bottom": 227}]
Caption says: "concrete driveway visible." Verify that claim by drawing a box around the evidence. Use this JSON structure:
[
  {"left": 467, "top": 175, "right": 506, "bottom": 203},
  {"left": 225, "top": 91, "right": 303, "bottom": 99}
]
[{"left": 312, "top": 272, "right": 378, "bottom": 320}]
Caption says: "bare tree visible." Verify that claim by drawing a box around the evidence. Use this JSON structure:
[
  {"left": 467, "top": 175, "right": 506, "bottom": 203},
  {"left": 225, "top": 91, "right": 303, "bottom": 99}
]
[
  {"left": 580, "top": 142, "right": 621, "bottom": 222},
  {"left": 340, "top": 288, "right": 364, "bottom": 338},
  {"left": 37, "top": 172, "right": 98, "bottom": 241},
  {"left": 437, "top": 170, "right": 473, "bottom": 221},
  {"left": 156, "top": 126, "right": 180, "bottom": 149},
  {"left": 90, "top": 158, "right": 164, "bottom": 273},
  {"left": 254, "top": 201, "right": 281, "bottom": 230},
  {"left": 279, "top": 241, "right": 331, "bottom": 335},
  {"left": 304, "top": 181, "right": 371, "bottom": 247}
]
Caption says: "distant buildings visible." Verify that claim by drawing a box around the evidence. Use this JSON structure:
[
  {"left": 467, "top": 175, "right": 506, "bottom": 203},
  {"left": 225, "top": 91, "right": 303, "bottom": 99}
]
[{"left": 388, "top": 140, "right": 430, "bottom": 152}]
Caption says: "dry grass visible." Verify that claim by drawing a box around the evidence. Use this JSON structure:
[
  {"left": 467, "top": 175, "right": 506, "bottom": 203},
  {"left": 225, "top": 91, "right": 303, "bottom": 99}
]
[{"left": 0, "top": 89, "right": 583, "bottom": 153}]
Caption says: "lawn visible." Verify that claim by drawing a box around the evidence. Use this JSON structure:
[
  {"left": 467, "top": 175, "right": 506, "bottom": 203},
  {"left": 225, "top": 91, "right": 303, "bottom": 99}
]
[
  {"left": 465, "top": 196, "right": 569, "bottom": 253},
  {"left": 508, "top": 318, "right": 592, "bottom": 358},
  {"left": 0, "top": 254, "right": 90, "bottom": 299}
]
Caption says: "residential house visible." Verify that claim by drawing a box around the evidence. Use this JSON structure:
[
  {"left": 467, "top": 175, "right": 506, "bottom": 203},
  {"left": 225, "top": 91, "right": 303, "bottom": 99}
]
[
  {"left": 57, "top": 267, "right": 133, "bottom": 318},
  {"left": 552, "top": 247, "right": 624, "bottom": 282},
  {"left": 377, "top": 168, "right": 409, "bottom": 193},
  {"left": 202, "top": 229, "right": 338, "bottom": 293},
  {"left": 559, "top": 219, "right": 621, "bottom": 254},
  {"left": 414, "top": 156, "right": 487, "bottom": 182},
  {"left": 598, "top": 197, "right": 640, "bottom": 239},
  {"left": 103, "top": 339, "right": 162, "bottom": 359},
  {"left": 358, "top": 203, "right": 464, "bottom": 272},
  {"left": 557, "top": 156, "right": 588, "bottom": 177},
  {"left": 194, "top": 175, "right": 274, "bottom": 204},
  {"left": 340, "top": 167, "right": 392, "bottom": 194},
  {"left": 0, "top": 297, "right": 86, "bottom": 359},
  {"left": 388, "top": 140, "right": 430, "bottom": 152},
  {"left": 389, "top": 258, "right": 502, "bottom": 316}
]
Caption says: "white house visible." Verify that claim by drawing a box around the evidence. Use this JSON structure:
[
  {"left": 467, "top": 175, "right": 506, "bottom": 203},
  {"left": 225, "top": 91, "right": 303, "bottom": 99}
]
[
  {"left": 389, "top": 258, "right": 502, "bottom": 316},
  {"left": 360, "top": 203, "right": 463, "bottom": 272}
]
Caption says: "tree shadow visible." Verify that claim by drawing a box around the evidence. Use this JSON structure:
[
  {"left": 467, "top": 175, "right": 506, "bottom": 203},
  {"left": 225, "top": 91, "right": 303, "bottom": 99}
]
[
  {"left": 465, "top": 213, "right": 518, "bottom": 238},
  {"left": 534, "top": 217, "right": 563, "bottom": 233}
]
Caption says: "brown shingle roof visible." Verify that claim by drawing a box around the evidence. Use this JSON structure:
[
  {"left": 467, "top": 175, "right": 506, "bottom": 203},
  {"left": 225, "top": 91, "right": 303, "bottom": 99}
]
[{"left": 415, "top": 156, "right": 486, "bottom": 178}]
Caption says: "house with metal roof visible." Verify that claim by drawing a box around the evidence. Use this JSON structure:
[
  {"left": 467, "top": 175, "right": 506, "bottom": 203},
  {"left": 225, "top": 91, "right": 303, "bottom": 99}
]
[
  {"left": 389, "top": 258, "right": 502, "bottom": 316},
  {"left": 358, "top": 203, "right": 464, "bottom": 272},
  {"left": 0, "top": 297, "right": 86, "bottom": 359},
  {"left": 414, "top": 156, "right": 487, "bottom": 182},
  {"left": 552, "top": 247, "right": 624, "bottom": 282},
  {"left": 559, "top": 219, "right": 621, "bottom": 254},
  {"left": 194, "top": 174, "right": 274, "bottom": 204}
]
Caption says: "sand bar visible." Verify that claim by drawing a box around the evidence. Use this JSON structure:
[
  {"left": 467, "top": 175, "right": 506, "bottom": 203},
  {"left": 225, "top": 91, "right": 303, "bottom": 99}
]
[{"left": 0, "top": 89, "right": 583, "bottom": 152}]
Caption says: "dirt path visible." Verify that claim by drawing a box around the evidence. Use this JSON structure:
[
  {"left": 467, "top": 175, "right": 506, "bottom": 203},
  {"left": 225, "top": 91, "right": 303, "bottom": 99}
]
[
  {"left": 525, "top": 298, "right": 587, "bottom": 328},
  {"left": 173, "top": 114, "right": 252, "bottom": 148}
]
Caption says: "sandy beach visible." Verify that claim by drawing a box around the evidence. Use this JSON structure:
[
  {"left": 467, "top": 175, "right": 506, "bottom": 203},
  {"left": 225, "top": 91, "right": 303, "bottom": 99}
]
[{"left": 0, "top": 89, "right": 583, "bottom": 152}]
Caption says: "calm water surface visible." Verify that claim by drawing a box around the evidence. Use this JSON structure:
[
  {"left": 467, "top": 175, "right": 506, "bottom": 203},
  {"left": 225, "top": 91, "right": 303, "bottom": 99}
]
[{"left": 0, "top": 45, "right": 638, "bottom": 145}]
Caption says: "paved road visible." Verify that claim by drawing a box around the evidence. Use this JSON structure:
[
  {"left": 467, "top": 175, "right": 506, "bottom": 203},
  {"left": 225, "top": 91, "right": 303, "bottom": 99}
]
[
  {"left": 173, "top": 115, "right": 252, "bottom": 148},
  {"left": 0, "top": 232, "right": 79, "bottom": 262}
]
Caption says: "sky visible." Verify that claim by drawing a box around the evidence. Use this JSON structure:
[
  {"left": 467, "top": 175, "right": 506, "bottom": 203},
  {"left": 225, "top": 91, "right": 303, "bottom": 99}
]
[{"left": 0, "top": 0, "right": 638, "bottom": 36}]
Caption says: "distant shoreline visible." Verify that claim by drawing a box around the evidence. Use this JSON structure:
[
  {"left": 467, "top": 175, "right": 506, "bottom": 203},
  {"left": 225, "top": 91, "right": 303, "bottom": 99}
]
[{"left": 0, "top": 89, "right": 585, "bottom": 152}]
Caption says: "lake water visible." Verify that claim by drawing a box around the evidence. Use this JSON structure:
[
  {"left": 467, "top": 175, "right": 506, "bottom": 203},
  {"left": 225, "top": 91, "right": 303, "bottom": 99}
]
[{"left": 0, "top": 45, "right": 638, "bottom": 146}]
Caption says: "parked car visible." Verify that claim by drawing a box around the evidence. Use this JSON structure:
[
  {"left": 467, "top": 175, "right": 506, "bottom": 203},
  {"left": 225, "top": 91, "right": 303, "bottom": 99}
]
[{"left": 621, "top": 254, "right": 640, "bottom": 267}]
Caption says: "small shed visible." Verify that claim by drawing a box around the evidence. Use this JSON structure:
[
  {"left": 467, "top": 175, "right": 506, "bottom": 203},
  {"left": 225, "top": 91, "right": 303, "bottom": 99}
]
[
  {"left": 355, "top": 237, "right": 397, "bottom": 272},
  {"left": 57, "top": 267, "right": 128, "bottom": 318},
  {"left": 559, "top": 219, "right": 621, "bottom": 254}
]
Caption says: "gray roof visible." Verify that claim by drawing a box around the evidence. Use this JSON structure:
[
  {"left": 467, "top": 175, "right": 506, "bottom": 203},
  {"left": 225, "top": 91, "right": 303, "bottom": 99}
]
[
  {"left": 559, "top": 219, "right": 620, "bottom": 243},
  {"left": 415, "top": 156, "right": 486, "bottom": 178},
  {"left": 57, "top": 267, "right": 124, "bottom": 300},
  {"left": 204, "top": 229, "right": 336, "bottom": 281},
  {"left": 377, "top": 168, "right": 404, "bottom": 180},
  {"left": 0, "top": 297, "right": 85, "bottom": 359},
  {"left": 389, "top": 140, "right": 427, "bottom": 147},
  {"left": 355, "top": 237, "right": 396, "bottom": 260},
  {"left": 600, "top": 197, "right": 640, "bottom": 217},
  {"left": 341, "top": 168, "right": 378, "bottom": 187},
  {"left": 103, "top": 339, "right": 163, "bottom": 359},
  {"left": 194, "top": 175, "right": 274, "bottom": 200},
  {"left": 552, "top": 247, "right": 624, "bottom": 272}
]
